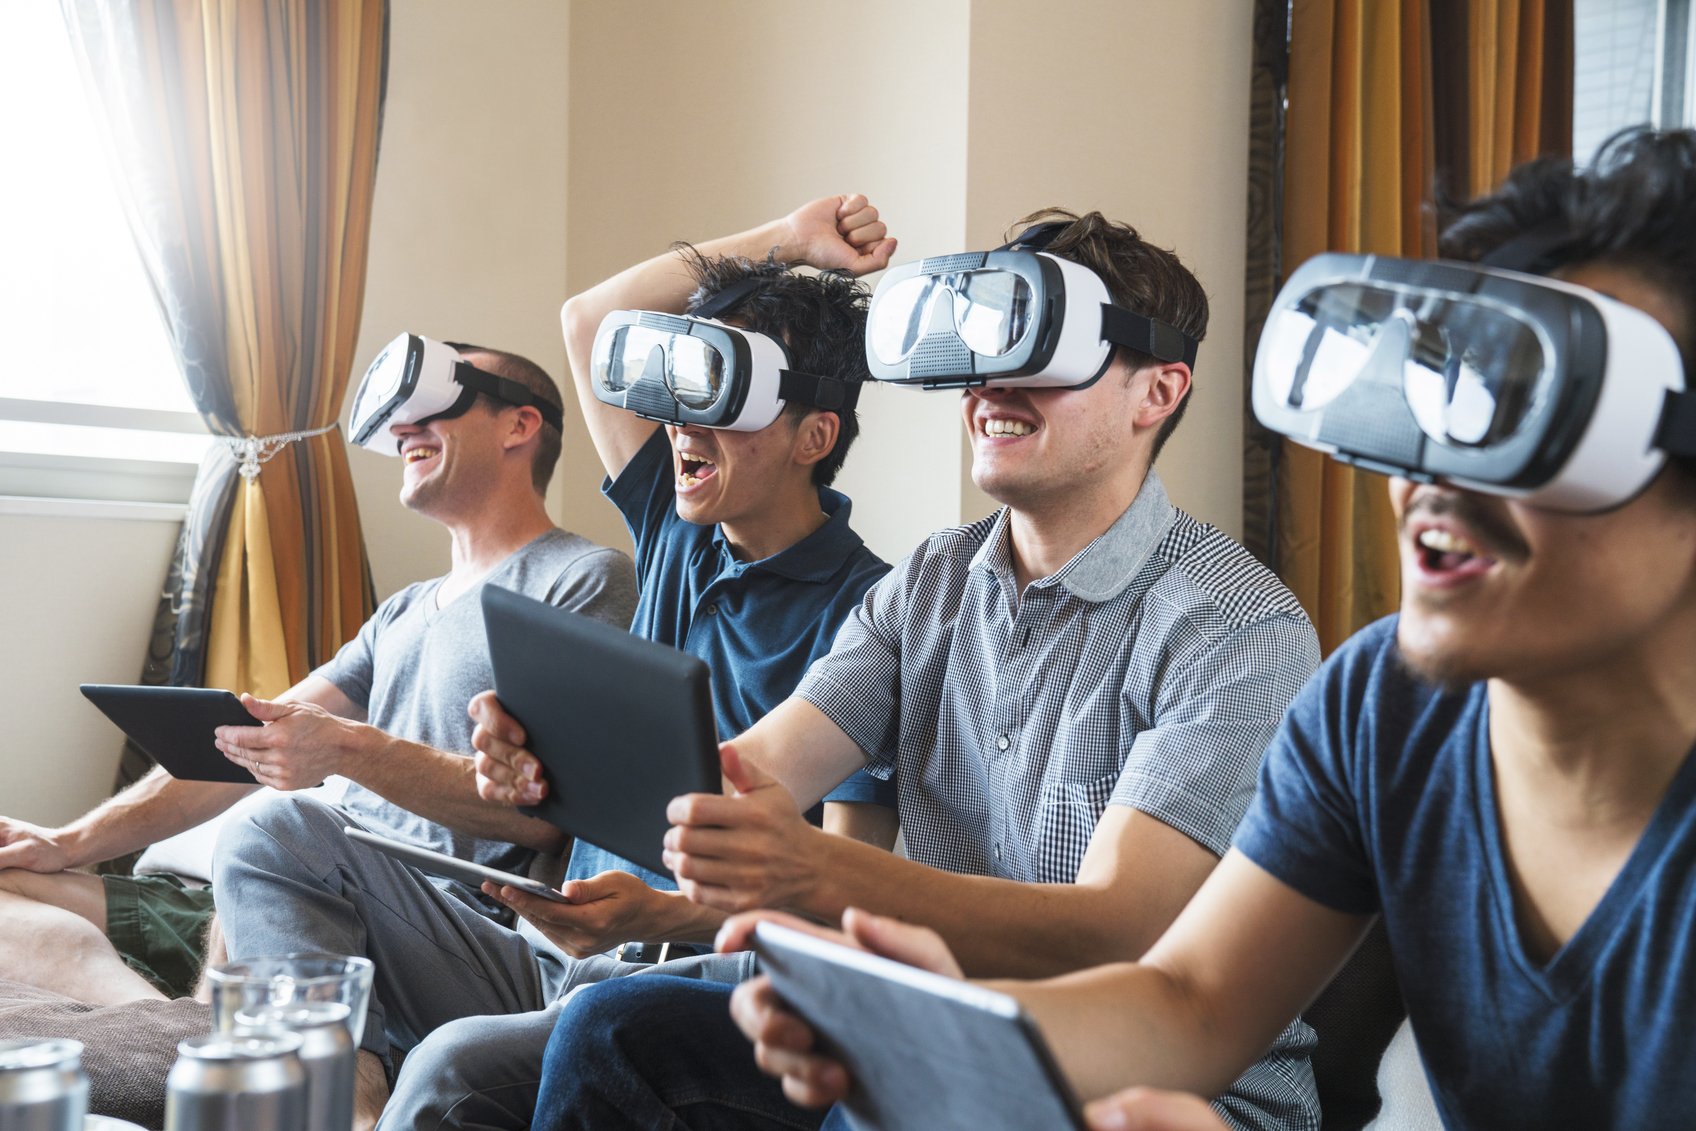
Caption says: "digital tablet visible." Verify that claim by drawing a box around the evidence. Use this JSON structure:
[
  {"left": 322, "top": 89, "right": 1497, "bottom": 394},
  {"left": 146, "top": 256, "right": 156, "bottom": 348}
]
[
  {"left": 753, "top": 921, "right": 1089, "bottom": 1131},
  {"left": 481, "top": 584, "right": 721, "bottom": 876},
  {"left": 79, "top": 684, "right": 263, "bottom": 785},
  {"left": 342, "top": 826, "right": 569, "bottom": 903}
]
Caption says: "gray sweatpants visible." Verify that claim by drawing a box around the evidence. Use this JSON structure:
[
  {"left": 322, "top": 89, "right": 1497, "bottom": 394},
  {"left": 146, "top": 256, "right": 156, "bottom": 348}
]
[{"left": 211, "top": 794, "right": 754, "bottom": 1128}]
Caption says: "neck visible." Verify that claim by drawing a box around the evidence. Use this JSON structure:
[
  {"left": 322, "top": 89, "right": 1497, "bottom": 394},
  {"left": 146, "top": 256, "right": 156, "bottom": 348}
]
[
  {"left": 1487, "top": 616, "right": 1696, "bottom": 822},
  {"left": 1005, "top": 464, "right": 1151, "bottom": 589},
  {"left": 440, "top": 489, "right": 556, "bottom": 579},
  {"left": 718, "top": 481, "right": 829, "bottom": 563}
]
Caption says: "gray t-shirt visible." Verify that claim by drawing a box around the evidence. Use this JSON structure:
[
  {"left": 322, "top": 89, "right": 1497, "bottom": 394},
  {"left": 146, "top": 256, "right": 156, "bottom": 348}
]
[{"left": 313, "top": 528, "right": 637, "bottom": 878}]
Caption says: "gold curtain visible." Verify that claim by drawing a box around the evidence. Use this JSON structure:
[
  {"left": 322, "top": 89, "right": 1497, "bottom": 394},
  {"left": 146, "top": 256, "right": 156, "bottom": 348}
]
[
  {"left": 1279, "top": 0, "right": 1435, "bottom": 654},
  {"left": 1276, "top": 0, "right": 1571, "bottom": 653},
  {"left": 61, "top": 1, "right": 382, "bottom": 710}
]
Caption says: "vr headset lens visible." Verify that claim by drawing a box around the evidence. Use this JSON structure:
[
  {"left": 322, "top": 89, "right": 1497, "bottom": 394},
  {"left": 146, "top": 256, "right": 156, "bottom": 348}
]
[
  {"left": 869, "top": 270, "right": 1036, "bottom": 365},
  {"left": 1264, "top": 280, "right": 1551, "bottom": 452},
  {"left": 594, "top": 324, "right": 728, "bottom": 410}
]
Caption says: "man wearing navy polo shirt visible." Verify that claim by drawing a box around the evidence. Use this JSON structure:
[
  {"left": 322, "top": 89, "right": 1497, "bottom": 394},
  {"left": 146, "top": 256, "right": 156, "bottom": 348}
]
[{"left": 376, "top": 195, "right": 901, "bottom": 1129}]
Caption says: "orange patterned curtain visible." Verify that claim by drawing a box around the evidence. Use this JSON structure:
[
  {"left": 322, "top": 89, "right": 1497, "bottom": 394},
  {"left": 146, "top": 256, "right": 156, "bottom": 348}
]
[
  {"left": 1274, "top": 0, "right": 1571, "bottom": 653},
  {"left": 60, "top": 1, "right": 383, "bottom": 742}
]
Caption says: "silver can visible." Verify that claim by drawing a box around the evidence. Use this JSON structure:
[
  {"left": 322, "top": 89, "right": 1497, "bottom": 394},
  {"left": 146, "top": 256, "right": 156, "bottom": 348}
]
[
  {"left": 165, "top": 1033, "right": 307, "bottom": 1131},
  {"left": 235, "top": 1002, "right": 354, "bottom": 1131},
  {"left": 0, "top": 1039, "right": 87, "bottom": 1131}
]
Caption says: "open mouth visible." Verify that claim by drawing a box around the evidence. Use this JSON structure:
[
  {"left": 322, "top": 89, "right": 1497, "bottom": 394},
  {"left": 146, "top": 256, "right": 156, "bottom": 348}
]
[
  {"left": 980, "top": 416, "right": 1036, "bottom": 438},
  {"left": 677, "top": 451, "right": 718, "bottom": 489},
  {"left": 1415, "top": 527, "right": 1496, "bottom": 579},
  {"left": 403, "top": 445, "right": 440, "bottom": 465}
]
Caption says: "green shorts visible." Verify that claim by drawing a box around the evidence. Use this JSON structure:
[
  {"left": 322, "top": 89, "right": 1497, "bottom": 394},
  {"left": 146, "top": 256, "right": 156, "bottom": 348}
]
[{"left": 102, "top": 873, "right": 217, "bottom": 999}]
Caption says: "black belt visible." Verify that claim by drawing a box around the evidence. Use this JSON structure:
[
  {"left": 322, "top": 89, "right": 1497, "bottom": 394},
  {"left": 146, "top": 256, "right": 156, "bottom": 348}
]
[{"left": 614, "top": 941, "right": 708, "bottom": 965}]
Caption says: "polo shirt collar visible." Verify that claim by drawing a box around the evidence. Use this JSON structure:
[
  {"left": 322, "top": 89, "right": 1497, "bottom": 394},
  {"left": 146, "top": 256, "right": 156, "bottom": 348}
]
[
  {"left": 710, "top": 488, "right": 864, "bottom": 583},
  {"left": 968, "top": 469, "right": 1177, "bottom": 604}
]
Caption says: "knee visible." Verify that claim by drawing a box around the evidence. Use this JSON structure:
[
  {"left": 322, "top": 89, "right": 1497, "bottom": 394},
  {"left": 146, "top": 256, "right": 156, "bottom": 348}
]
[{"left": 210, "top": 794, "right": 340, "bottom": 888}]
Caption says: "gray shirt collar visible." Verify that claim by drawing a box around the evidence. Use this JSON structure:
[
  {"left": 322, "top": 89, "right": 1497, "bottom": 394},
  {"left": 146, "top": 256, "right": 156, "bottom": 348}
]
[{"left": 969, "top": 468, "right": 1177, "bottom": 604}]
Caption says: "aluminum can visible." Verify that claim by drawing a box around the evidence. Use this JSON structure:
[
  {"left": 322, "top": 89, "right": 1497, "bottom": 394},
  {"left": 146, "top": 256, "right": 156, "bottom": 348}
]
[
  {"left": 235, "top": 1002, "right": 354, "bottom": 1131},
  {"left": 164, "top": 1032, "right": 307, "bottom": 1131},
  {"left": 0, "top": 1039, "right": 87, "bottom": 1131}
]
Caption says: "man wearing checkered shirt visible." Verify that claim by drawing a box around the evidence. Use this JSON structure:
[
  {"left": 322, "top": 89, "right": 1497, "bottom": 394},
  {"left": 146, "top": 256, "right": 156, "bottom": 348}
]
[{"left": 474, "top": 210, "right": 1324, "bottom": 1131}]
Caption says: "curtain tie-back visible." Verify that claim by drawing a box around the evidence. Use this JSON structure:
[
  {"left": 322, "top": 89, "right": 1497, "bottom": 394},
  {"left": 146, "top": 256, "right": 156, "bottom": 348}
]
[{"left": 222, "top": 422, "right": 341, "bottom": 481}]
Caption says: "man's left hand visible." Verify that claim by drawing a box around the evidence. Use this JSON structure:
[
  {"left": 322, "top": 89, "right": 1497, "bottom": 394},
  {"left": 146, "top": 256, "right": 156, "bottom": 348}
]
[
  {"left": 663, "top": 742, "right": 822, "bottom": 914},
  {"left": 483, "top": 870, "right": 696, "bottom": 959},
  {"left": 215, "top": 694, "right": 359, "bottom": 790}
]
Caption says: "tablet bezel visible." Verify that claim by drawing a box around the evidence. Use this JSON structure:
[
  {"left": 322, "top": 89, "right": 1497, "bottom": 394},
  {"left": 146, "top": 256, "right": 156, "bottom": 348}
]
[
  {"left": 753, "top": 920, "right": 1090, "bottom": 1131},
  {"left": 342, "top": 826, "right": 570, "bottom": 903},
  {"left": 78, "top": 684, "right": 262, "bottom": 785},
  {"left": 480, "top": 584, "right": 721, "bottom": 876}
]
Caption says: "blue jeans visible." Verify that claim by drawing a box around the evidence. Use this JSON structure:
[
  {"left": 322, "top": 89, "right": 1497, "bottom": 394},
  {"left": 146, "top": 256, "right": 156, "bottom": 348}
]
[{"left": 532, "top": 975, "right": 838, "bottom": 1131}]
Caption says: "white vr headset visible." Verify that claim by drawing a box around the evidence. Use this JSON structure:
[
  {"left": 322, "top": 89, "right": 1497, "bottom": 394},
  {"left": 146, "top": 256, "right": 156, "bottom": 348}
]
[
  {"left": 589, "top": 277, "right": 860, "bottom": 431},
  {"left": 1252, "top": 251, "right": 1696, "bottom": 512},
  {"left": 349, "top": 334, "right": 564, "bottom": 455},
  {"left": 864, "top": 221, "right": 1199, "bottom": 389}
]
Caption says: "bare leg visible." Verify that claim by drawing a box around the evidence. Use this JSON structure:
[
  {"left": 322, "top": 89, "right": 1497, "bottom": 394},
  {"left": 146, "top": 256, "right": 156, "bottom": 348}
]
[
  {"left": 355, "top": 1048, "right": 390, "bottom": 1131},
  {"left": 191, "top": 914, "right": 227, "bottom": 1004},
  {"left": 0, "top": 872, "right": 164, "bottom": 1005}
]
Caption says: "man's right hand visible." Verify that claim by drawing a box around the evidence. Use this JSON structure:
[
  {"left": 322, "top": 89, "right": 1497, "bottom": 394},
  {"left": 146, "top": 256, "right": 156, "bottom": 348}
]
[
  {"left": 779, "top": 194, "right": 897, "bottom": 278},
  {"left": 469, "top": 690, "right": 547, "bottom": 806},
  {"left": 0, "top": 817, "right": 74, "bottom": 873},
  {"left": 722, "top": 906, "right": 963, "bottom": 1109}
]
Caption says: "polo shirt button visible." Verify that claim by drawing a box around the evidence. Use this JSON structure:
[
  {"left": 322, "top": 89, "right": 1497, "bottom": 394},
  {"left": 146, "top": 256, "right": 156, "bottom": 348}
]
[
  {"left": 706, "top": 603, "right": 718, "bottom": 615},
  {"left": 996, "top": 734, "right": 1010, "bottom": 751}
]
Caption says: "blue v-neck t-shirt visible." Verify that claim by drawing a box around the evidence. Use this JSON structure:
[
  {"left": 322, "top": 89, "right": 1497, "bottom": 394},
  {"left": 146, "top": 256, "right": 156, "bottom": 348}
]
[
  {"left": 1235, "top": 616, "right": 1696, "bottom": 1129},
  {"left": 564, "top": 430, "right": 895, "bottom": 891}
]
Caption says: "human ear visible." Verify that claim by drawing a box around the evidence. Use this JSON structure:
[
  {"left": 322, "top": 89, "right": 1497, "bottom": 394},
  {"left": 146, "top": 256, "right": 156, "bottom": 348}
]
[
  {"left": 1133, "top": 362, "right": 1191, "bottom": 429},
  {"left": 792, "top": 409, "right": 841, "bottom": 469}
]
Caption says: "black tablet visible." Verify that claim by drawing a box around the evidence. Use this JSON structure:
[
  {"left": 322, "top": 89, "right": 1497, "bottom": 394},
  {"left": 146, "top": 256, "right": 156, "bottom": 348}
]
[
  {"left": 753, "top": 921, "right": 1089, "bottom": 1131},
  {"left": 342, "top": 826, "right": 571, "bottom": 903},
  {"left": 481, "top": 584, "right": 721, "bottom": 876},
  {"left": 79, "top": 684, "right": 263, "bottom": 785}
]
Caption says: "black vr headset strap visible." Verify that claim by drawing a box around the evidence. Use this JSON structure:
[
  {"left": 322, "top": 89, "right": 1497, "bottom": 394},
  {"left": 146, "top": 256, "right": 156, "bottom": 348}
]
[
  {"left": 1000, "top": 220, "right": 1069, "bottom": 252},
  {"left": 778, "top": 370, "right": 861, "bottom": 414},
  {"left": 437, "top": 352, "right": 566, "bottom": 433},
  {"left": 1100, "top": 305, "right": 1200, "bottom": 369},
  {"left": 693, "top": 276, "right": 766, "bottom": 321},
  {"left": 1478, "top": 222, "right": 1577, "bottom": 276},
  {"left": 1655, "top": 388, "right": 1696, "bottom": 459}
]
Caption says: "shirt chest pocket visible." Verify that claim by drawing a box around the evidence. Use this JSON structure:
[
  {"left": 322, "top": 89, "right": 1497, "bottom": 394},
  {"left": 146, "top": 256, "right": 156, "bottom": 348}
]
[{"left": 1032, "top": 770, "right": 1119, "bottom": 883}]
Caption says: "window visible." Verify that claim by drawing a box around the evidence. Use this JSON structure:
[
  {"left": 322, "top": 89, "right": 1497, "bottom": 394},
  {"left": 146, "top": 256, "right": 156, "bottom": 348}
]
[
  {"left": 0, "top": 2, "right": 210, "bottom": 504},
  {"left": 1573, "top": 0, "right": 1696, "bottom": 162}
]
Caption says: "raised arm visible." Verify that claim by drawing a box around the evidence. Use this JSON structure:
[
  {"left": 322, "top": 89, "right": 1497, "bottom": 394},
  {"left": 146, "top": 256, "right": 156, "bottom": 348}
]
[{"left": 560, "top": 194, "right": 896, "bottom": 479}]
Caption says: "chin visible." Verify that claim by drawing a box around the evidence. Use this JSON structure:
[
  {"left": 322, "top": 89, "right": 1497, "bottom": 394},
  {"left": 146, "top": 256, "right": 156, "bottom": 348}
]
[{"left": 1394, "top": 614, "right": 1496, "bottom": 689}]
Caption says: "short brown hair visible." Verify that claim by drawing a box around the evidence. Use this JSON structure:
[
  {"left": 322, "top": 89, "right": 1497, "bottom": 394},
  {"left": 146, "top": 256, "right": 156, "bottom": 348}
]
[
  {"left": 1008, "top": 209, "right": 1209, "bottom": 458},
  {"left": 459, "top": 347, "right": 565, "bottom": 494}
]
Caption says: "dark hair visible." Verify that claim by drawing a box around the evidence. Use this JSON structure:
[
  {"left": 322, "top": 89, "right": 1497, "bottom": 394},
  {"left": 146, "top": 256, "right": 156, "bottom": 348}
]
[
  {"left": 1007, "top": 208, "right": 1210, "bottom": 459},
  {"left": 1439, "top": 125, "right": 1696, "bottom": 482},
  {"left": 456, "top": 346, "right": 565, "bottom": 494},
  {"left": 679, "top": 247, "right": 872, "bottom": 487}
]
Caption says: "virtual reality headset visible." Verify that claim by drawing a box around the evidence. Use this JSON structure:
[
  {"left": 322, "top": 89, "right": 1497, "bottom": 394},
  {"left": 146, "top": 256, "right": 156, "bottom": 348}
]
[
  {"left": 589, "top": 279, "right": 860, "bottom": 431},
  {"left": 1252, "top": 252, "right": 1696, "bottom": 512},
  {"left": 350, "top": 333, "right": 564, "bottom": 455},
  {"left": 864, "top": 221, "right": 1200, "bottom": 390}
]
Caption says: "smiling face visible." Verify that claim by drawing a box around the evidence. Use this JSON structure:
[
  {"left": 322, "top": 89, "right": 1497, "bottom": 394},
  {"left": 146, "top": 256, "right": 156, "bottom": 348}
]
[
  {"left": 666, "top": 414, "right": 818, "bottom": 529},
  {"left": 962, "top": 358, "right": 1173, "bottom": 513},
  {"left": 1393, "top": 263, "right": 1696, "bottom": 686},
  {"left": 391, "top": 399, "right": 509, "bottom": 520}
]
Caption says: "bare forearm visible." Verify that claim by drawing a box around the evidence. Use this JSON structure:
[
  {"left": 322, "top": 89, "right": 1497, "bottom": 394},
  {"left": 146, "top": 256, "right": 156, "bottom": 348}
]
[
  {"left": 793, "top": 833, "right": 1171, "bottom": 978},
  {"left": 60, "top": 769, "right": 255, "bottom": 866},
  {"left": 990, "top": 962, "right": 1253, "bottom": 1104},
  {"left": 349, "top": 735, "right": 564, "bottom": 853}
]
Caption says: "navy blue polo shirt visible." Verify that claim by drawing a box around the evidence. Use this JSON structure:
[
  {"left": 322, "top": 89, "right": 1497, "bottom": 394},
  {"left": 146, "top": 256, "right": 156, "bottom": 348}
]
[{"left": 564, "top": 430, "right": 895, "bottom": 891}]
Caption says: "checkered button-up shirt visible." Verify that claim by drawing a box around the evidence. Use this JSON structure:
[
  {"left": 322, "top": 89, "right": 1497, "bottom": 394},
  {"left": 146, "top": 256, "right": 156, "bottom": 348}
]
[
  {"left": 798, "top": 469, "right": 1320, "bottom": 884},
  {"left": 796, "top": 470, "right": 1325, "bottom": 1130}
]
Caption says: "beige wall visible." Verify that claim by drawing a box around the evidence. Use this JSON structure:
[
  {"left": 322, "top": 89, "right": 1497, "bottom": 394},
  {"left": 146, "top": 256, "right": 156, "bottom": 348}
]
[{"left": 0, "top": 505, "right": 180, "bottom": 825}]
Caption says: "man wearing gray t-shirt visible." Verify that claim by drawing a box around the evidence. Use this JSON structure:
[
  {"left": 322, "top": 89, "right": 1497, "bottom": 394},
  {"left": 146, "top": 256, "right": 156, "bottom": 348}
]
[{"left": 0, "top": 345, "right": 634, "bottom": 1122}]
